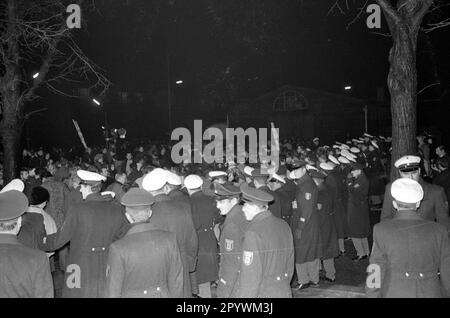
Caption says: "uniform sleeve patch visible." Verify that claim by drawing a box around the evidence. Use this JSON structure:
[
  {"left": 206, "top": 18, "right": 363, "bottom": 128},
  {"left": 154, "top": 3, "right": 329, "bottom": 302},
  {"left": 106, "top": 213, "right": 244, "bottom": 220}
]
[
  {"left": 243, "top": 251, "right": 254, "bottom": 266},
  {"left": 305, "top": 193, "right": 312, "bottom": 200},
  {"left": 317, "top": 203, "right": 322, "bottom": 210},
  {"left": 292, "top": 200, "right": 298, "bottom": 209},
  {"left": 225, "top": 239, "right": 234, "bottom": 252}
]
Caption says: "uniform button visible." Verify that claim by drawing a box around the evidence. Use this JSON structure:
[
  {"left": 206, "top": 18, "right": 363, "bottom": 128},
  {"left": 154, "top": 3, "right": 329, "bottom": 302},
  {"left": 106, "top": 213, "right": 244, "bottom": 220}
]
[
  {"left": 419, "top": 273, "right": 423, "bottom": 278},
  {"left": 405, "top": 272, "right": 409, "bottom": 277},
  {"left": 102, "top": 247, "right": 106, "bottom": 251},
  {"left": 285, "top": 273, "right": 288, "bottom": 277},
  {"left": 144, "top": 290, "right": 148, "bottom": 295},
  {"left": 157, "top": 287, "right": 161, "bottom": 291},
  {"left": 276, "top": 277, "right": 280, "bottom": 281},
  {"left": 91, "top": 248, "right": 95, "bottom": 252}
]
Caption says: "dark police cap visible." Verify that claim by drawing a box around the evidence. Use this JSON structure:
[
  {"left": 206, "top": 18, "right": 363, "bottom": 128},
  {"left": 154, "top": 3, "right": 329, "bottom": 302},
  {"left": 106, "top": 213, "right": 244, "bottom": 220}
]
[
  {"left": 309, "top": 169, "right": 327, "bottom": 179},
  {"left": 240, "top": 183, "right": 274, "bottom": 205},
  {"left": 0, "top": 190, "right": 29, "bottom": 221},
  {"left": 289, "top": 158, "right": 307, "bottom": 170},
  {"left": 213, "top": 183, "right": 241, "bottom": 198},
  {"left": 121, "top": 188, "right": 155, "bottom": 207}
]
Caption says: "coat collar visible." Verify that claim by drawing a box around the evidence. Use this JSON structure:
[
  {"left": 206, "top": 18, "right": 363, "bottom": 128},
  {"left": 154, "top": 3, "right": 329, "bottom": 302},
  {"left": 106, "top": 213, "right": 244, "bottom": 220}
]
[
  {"left": 0, "top": 234, "right": 21, "bottom": 245},
  {"left": 153, "top": 193, "right": 170, "bottom": 202},
  {"left": 251, "top": 210, "right": 271, "bottom": 223},
  {"left": 296, "top": 173, "right": 313, "bottom": 187},
  {"left": 394, "top": 210, "right": 423, "bottom": 220},
  {"left": 126, "top": 221, "right": 159, "bottom": 236},
  {"left": 85, "top": 193, "right": 112, "bottom": 202}
]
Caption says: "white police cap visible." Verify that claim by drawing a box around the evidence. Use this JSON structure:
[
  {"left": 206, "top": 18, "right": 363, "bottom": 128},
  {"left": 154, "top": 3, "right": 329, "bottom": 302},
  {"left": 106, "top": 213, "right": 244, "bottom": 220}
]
[
  {"left": 328, "top": 155, "right": 340, "bottom": 165},
  {"left": 320, "top": 162, "right": 336, "bottom": 171},
  {"left": 394, "top": 155, "right": 421, "bottom": 172},
  {"left": 338, "top": 156, "right": 351, "bottom": 164},
  {"left": 77, "top": 170, "right": 106, "bottom": 183},
  {"left": 142, "top": 168, "right": 168, "bottom": 191},
  {"left": 166, "top": 171, "right": 182, "bottom": 186},
  {"left": 391, "top": 178, "right": 424, "bottom": 203},
  {"left": 184, "top": 174, "right": 203, "bottom": 190},
  {"left": 0, "top": 179, "right": 25, "bottom": 193}
]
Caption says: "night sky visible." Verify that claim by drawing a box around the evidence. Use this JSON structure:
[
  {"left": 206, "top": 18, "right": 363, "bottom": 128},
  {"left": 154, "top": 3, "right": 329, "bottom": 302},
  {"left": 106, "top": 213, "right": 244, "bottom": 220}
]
[{"left": 26, "top": 0, "right": 450, "bottom": 149}]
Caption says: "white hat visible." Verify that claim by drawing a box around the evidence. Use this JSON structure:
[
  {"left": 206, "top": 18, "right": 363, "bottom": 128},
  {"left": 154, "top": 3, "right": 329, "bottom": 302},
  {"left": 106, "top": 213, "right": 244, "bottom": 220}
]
[
  {"left": 341, "top": 149, "right": 356, "bottom": 159},
  {"left": 208, "top": 171, "right": 228, "bottom": 179},
  {"left": 243, "top": 166, "right": 254, "bottom": 176},
  {"left": 306, "top": 164, "right": 318, "bottom": 171},
  {"left": 0, "top": 179, "right": 25, "bottom": 193},
  {"left": 338, "top": 156, "right": 351, "bottom": 164},
  {"left": 350, "top": 147, "right": 361, "bottom": 154},
  {"left": 142, "top": 168, "right": 168, "bottom": 191},
  {"left": 391, "top": 178, "right": 424, "bottom": 203},
  {"left": 313, "top": 137, "right": 320, "bottom": 142},
  {"left": 101, "top": 191, "right": 116, "bottom": 198},
  {"left": 328, "top": 155, "right": 340, "bottom": 165},
  {"left": 344, "top": 154, "right": 357, "bottom": 163},
  {"left": 340, "top": 144, "right": 350, "bottom": 150},
  {"left": 184, "top": 175, "right": 203, "bottom": 190},
  {"left": 320, "top": 162, "right": 336, "bottom": 171},
  {"left": 77, "top": 170, "right": 106, "bottom": 182},
  {"left": 363, "top": 133, "right": 373, "bottom": 138},
  {"left": 166, "top": 171, "right": 182, "bottom": 186},
  {"left": 289, "top": 169, "right": 303, "bottom": 180},
  {"left": 269, "top": 173, "right": 286, "bottom": 184},
  {"left": 394, "top": 155, "right": 421, "bottom": 172},
  {"left": 371, "top": 140, "right": 379, "bottom": 149},
  {"left": 332, "top": 145, "right": 340, "bottom": 149}
]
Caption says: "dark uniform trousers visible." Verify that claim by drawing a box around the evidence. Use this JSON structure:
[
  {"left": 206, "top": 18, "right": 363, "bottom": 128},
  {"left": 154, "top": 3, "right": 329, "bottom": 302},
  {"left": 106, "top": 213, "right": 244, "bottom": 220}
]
[
  {"left": 105, "top": 222, "right": 183, "bottom": 297},
  {"left": 367, "top": 210, "right": 450, "bottom": 298},
  {"left": 0, "top": 235, "right": 54, "bottom": 298},
  {"left": 380, "top": 178, "right": 450, "bottom": 233},
  {"left": 235, "top": 211, "right": 294, "bottom": 298},
  {"left": 217, "top": 204, "right": 248, "bottom": 298}
]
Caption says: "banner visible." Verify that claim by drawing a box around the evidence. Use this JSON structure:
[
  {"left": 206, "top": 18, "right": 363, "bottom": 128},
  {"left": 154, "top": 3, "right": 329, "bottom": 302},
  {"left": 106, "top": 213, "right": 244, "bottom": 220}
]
[{"left": 72, "top": 119, "right": 88, "bottom": 150}]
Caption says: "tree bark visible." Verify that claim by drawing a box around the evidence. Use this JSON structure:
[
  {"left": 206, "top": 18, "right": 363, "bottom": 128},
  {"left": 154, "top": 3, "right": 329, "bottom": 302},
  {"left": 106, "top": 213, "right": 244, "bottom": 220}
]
[
  {"left": 388, "top": 24, "right": 418, "bottom": 180},
  {"left": 377, "top": 0, "right": 433, "bottom": 181}
]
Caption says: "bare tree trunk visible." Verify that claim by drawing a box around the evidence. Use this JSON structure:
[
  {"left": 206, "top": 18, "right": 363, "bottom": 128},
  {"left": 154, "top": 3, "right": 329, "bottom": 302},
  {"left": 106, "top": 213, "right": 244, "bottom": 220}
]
[
  {"left": 388, "top": 25, "right": 418, "bottom": 180},
  {"left": 376, "top": 0, "right": 433, "bottom": 181},
  {"left": 1, "top": 116, "right": 20, "bottom": 183}
]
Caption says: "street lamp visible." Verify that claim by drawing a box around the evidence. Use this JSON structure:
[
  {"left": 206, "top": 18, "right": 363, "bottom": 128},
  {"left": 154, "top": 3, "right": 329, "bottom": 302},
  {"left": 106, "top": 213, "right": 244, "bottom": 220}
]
[
  {"left": 92, "top": 98, "right": 108, "bottom": 146},
  {"left": 92, "top": 98, "right": 101, "bottom": 106},
  {"left": 176, "top": 80, "right": 183, "bottom": 85},
  {"left": 32, "top": 72, "right": 39, "bottom": 79},
  {"left": 344, "top": 85, "right": 352, "bottom": 91}
]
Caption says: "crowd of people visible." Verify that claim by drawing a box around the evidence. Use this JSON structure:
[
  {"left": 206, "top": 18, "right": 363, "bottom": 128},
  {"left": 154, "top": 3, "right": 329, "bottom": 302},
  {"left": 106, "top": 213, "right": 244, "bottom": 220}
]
[{"left": 0, "top": 131, "right": 449, "bottom": 298}]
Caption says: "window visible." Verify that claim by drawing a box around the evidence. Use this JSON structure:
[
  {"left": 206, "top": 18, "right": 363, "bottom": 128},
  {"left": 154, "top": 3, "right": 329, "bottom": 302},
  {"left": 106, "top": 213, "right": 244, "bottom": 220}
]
[{"left": 273, "top": 91, "right": 308, "bottom": 111}]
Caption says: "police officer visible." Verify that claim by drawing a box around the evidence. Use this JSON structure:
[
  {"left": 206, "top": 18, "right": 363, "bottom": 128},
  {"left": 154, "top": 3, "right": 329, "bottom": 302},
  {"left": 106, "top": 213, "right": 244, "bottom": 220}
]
[
  {"left": 289, "top": 161, "right": 322, "bottom": 289},
  {"left": 380, "top": 155, "right": 450, "bottom": 232},
  {"left": 43, "top": 170, "right": 130, "bottom": 298},
  {"left": 143, "top": 168, "right": 198, "bottom": 298},
  {"left": 347, "top": 163, "right": 371, "bottom": 261},
  {"left": 251, "top": 168, "right": 282, "bottom": 219},
  {"left": 234, "top": 184, "right": 294, "bottom": 298},
  {"left": 0, "top": 190, "right": 54, "bottom": 297},
  {"left": 184, "top": 174, "right": 220, "bottom": 298},
  {"left": 105, "top": 188, "right": 183, "bottom": 297},
  {"left": 367, "top": 178, "right": 450, "bottom": 298},
  {"left": 212, "top": 183, "right": 248, "bottom": 298}
]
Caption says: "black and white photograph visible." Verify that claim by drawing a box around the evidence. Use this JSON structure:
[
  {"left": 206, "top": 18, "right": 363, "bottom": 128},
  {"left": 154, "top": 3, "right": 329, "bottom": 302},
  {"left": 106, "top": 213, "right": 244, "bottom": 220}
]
[{"left": 0, "top": 0, "right": 449, "bottom": 301}]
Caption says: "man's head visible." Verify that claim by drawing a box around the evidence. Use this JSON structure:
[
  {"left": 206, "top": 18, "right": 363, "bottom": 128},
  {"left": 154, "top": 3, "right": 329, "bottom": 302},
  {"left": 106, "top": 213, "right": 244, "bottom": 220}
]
[
  {"left": 115, "top": 172, "right": 127, "bottom": 185},
  {"left": 121, "top": 188, "right": 155, "bottom": 224},
  {"left": 20, "top": 169, "right": 29, "bottom": 181},
  {"left": 142, "top": 168, "right": 170, "bottom": 196},
  {"left": 436, "top": 145, "right": 446, "bottom": 158},
  {"left": 240, "top": 183, "right": 273, "bottom": 221},
  {"left": 30, "top": 186, "right": 50, "bottom": 209},
  {"left": 437, "top": 157, "right": 449, "bottom": 172},
  {"left": 213, "top": 183, "right": 241, "bottom": 216},
  {"left": 184, "top": 174, "right": 204, "bottom": 196},
  {"left": 391, "top": 178, "right": 424, "bottom": 211},
  {"left": 0, "top": 190, "right": 29, "bottom": 235},
  {"left": 395, "top": 155, "right": 421, "bottom": 181},
  {"left": 77, "top": 170, "right": 107, "bottom": 199}
]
